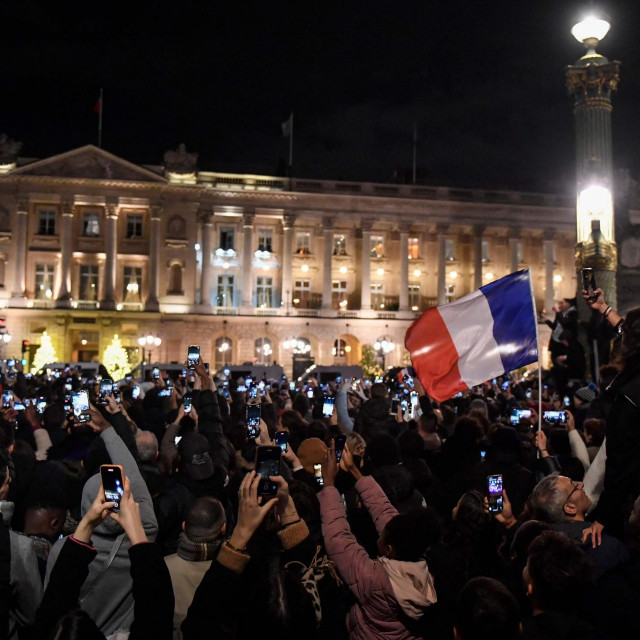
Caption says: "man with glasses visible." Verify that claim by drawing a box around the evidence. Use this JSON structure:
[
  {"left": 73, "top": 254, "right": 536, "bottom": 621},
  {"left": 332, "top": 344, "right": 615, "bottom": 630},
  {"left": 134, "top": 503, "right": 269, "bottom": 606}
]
[{"left": 531, "top": 472, "right": 627, "bottom": 579}]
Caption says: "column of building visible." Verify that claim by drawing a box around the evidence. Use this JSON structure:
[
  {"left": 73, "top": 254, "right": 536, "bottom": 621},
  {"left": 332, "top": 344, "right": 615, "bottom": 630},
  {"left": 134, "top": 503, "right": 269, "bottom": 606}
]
[
  {"left": 281, "top": 212, "right": 295, "bottom": 311},
  {"left": 543, "top": 231, "right": 555, "bottom": 314},
  {"left": 398, "top": 223, "right": 409, "bottom": 311},
  {"left": 436, "top": 225, "right": 448, "bottom": 306},
  {"left": 473, "top": 225, "right": 485, "bottom": 290},
  {"left": 198, "top": 208, "right": 213, "bottom": 312},
  {"left": 508, "top": 229, "right": 520, "bottom": 274},
  {"left": 241, "top": 211, "right": 254, "bottom": 309},
  {"left": 145, "top": 203, "right": 162, "bottom": 311},
  {"left": 10, "top": 198, "right": 28, "bottom": 307},
  {"left": 100, "top": 198, "right": 118, "bottom": 310},
  {"left": 321, "top": 217, "right": 334, "bottom": 310},
  {"left": 55, "top": 200, "right": 74, "bottom": 308},
  {"left": 360, "top": 218, "right": 372, "bottom": 311}
]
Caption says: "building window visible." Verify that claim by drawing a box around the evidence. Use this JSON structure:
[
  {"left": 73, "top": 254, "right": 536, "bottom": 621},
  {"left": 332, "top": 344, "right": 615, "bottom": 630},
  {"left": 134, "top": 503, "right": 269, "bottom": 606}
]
[
  {"left": 123, "top": 266, "right": 142, "bottom": 300},
  {"left": 371, "top": 282, "right": 385, "bottom": 309},
  {"left": 255, "top": 337, "right": 273, "bottom": 363},
  {"left": 332, "top": 338, "right": 347, "bottom": 358},
  {"left": 517, "top": 241, "right": 524, "bottom": 264},
  {"left": 293, "top": 279, "right": 311, "bottom": 307},
  {"left": 333, "top": 234, "right": 347, "bottom": 256},
  {"left": 332, "top": 280, "right": 348, "bottom": 309},
  {"left": 219, "top": 227, "right": 235, "bottom": 251},
  {"left": 291, "top": 337, "right": 311, "bottom": 355},
  {"left": 257, "top": 229, "right": 273, "bottom": 253},
  {"left": 37, "top": 209, "right": 56, "bottom": 236},
  {"left": 295, "top": 232, "right": 311, "bottom": 255},
  {"left": 482, "top": 240, "right": 490, "bottom": 263},
  {"left": 82, "top": 211, "right": 100, "bottom": 237},
  {"left": 80, "top": 265, "right": 99, "bottom": 300},
  {"left": 445, "top": 238, "right": 456, "bottom": 261},
  {"left": 408, "top": 237, "right": 420, "bottom": 260},
  {"left": 370, "top": 235, "right": 384, "bottom": 258},
  {"left": 215, "top": 336, "right": 232, "bottom": 368},
  {"left": 35, "top": 263, "right": 55, "bottom": 300},
  {"left": 256, "top": 276, "right": 273, "bottom": 308},
  {"left": 126, "top": 214, "right": 143, "bottom": 238},
  {"left": 217, "top": 275, "right": 234, "bottom": 307},
  {"left": 168, "top": 264, "right": 183, "bottom": 295},
  {"left": 446, "top": 283, "right": 456, "bottom": 303},
  {"left": 409, "top": 283, "right": 421, "bottom": 310}
]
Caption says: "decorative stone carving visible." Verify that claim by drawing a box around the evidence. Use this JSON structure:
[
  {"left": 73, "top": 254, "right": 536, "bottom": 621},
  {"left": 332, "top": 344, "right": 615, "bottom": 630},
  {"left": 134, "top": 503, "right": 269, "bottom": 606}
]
[
  {"left": 167, "top": 215, "right": 186, "bottom": 238},
  {"left": 164, "top": 144, "right": 198, "bottom": 175}
]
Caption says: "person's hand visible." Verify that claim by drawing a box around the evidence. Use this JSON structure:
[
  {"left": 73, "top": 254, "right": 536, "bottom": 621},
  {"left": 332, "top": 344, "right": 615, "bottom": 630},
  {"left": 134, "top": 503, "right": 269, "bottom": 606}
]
[
  {"left": 535, "top": 429, "right": 549, "bottom": 456},
  {"left": 270, "top": 475, "right": 290, "bottom": 516},
  {"left": 281, "top": 444, "right": 301, "bottom": 469},
  {"left": 74, "top": 486, "right": 117, "bottom": 543},
  {"left": 189, "top": 405, "right": 199, "bottom": 425},
  {"left": 330, "top": 402, "right": 338, "bottom": 426},
  {"left": 175, "top": 403, "right": 185, "bottom": 425},
  {"left": 565, "top": 410, "right": 575, "bottom": 431},
  {"left": 339, "top": 442, "right": 362, "bottom": 481},
  {"left": 320, "top": 440, "right": 338, "bottom": 488},
  {"left": 263, "top": 389, "right": 272, "bottom": 404},
  {"left": 581, "top": 287, "right": 607, "bottom": 313},
  {"left": 582, "top": 520, "right": 604, "bottom": 548},
  {"left": 194, "top": 360, "right": 213, "bottom": 390},
  {"left": 493, "top": 490, "right": 517, "bottom": 528},
  {"left": 109, "top": 476, "right": 147, "bottom": 545},
  {"left": 230, "top": 471, "right": 278, "bottom": 550},
  {"left": 24, "top": 401, "right": 40, "bottom": 429},
  {"left": 413, "top": 376, "right": 425, "bottom": 396},
  {"left": 396, "top": 403, "right": 404, "bottom": 424},
  {"left": 257, "top": 419, "right": 271, "bottom": 446},
  {"left": 86, "top": 405, "right": 111, "bottom": 432},
  {"left": 104, "top": 394, "right": 121, "bottom": 415}
]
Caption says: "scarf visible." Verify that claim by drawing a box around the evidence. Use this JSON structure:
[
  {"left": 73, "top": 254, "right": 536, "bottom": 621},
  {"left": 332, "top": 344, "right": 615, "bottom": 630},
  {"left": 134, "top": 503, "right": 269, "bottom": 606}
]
[{"left": 176, "top": 532, "right": 221, "bottom": 562}]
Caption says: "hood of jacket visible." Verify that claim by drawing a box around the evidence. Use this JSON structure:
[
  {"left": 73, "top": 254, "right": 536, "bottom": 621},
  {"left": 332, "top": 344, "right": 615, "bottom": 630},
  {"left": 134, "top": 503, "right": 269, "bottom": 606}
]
[{"left": 378, "top": 557, "right": 437, "bottom": 620}]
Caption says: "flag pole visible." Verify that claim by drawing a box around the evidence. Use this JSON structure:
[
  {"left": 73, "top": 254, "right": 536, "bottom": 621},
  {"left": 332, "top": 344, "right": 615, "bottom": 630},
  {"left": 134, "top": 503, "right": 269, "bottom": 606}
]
[
  {"left": 288, "top": 112, "right": 294, "bottom": 177},
  {"left": 412, "top": 123, "right": 417, "bottom": 185},
  {"left": 526, "top": 268, "right": 543, "bottom": 433},
  {"left": 98, "top": 88, "right": 103, "bottom": 149}
]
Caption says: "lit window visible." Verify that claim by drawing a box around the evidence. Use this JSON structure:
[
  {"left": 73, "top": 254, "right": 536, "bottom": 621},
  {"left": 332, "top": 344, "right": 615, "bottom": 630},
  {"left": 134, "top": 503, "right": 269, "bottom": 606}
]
[
  {"left": 445, "top": 238, "right": 456, "bottom": 261},
  {"left": 168, "top": 264, "right": 183, "bottom": 295},
  {"left": 481, "top": 240, "right": 490, "bottom": 263},
  {"left": 295, "top": 232, "right": 311, "bottom": 255},
  {"left": 333, "top": 338, "right": 347, "bottom": 358},
  {"left": 517, "top": 241, "right": 524, "bottom": 264},
  {"left": 293, "top": 279, "right": 311, "bottom": 307},
  {"left": 255, "top": 337, "right": 273, "bottom": 363},
  {"left": 82, "top": 212, "right": 100, "bottom": 237},
  {"left": 408, "top": 237, "right": 420, "bottom": 260},
  {"left": 409, "top": 283, "right": 420, "bottom": 310},
  {"left": 215, "top": 336, "right": 233, "bottom": 368},
  {"left": 370, "top": 235, "right": 384, "bottom": 258},
  {"left": 219, "top": 227, "right": 235, "bottom": 251},
  {"left": 256, "top": 276, "right": 273, "bottom": 308},
  {"left": 38, "top": 209, "right": 56, "bottom": 236},
  {"left": 332, "top": 280, "right": 348, "bottom": 309},
  {"left": 333, "top": 234, "right": 347, "bottom": 256},
  {"left": 217, "top": 275, "right": 234, "bottom": 308},
  {"left": 371, "top": 282, "right": 385, "bottom": 309},
  {"left": 126, "top": 214, "right": 143, "bottom": 238},
  {"left": 123, "top": 266, "right": 142, "bottom": 300},
  {"left": 257, "top": 229, "right": 273, "bottom": 253},
  {"left": 80, "top": 265, "right": 99, "bottom": 300},
  {"left": 35, "top": 263, "right": 55, "bottom": 299},
  {"left": 446, "top": 283, "right": 456, "bottom": 303}
]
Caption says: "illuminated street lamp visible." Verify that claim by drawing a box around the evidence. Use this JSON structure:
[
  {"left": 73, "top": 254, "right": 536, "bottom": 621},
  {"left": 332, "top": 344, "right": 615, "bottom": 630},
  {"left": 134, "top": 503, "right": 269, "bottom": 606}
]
[
  {"left": 373, "top": 333, "right": 395, "bottom": 370},
  {"left": 137, "top": 333, "right": 162, "bottom": 365}
]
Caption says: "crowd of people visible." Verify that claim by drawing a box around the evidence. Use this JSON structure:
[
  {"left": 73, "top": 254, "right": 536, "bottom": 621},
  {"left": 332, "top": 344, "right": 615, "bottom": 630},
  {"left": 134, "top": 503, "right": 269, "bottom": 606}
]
[{"left": 2, "top": 286, "right": 640, "bottom": 640}]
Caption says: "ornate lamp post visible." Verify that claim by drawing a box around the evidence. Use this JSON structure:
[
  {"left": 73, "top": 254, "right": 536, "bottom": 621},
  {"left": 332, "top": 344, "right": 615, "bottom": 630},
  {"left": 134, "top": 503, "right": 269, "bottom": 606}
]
[
  {"left": 137, "top": 333, "right": 162, "bottom": 365},
  {"left": 373, "top": 335, "right": 395, "bottom": 371}
]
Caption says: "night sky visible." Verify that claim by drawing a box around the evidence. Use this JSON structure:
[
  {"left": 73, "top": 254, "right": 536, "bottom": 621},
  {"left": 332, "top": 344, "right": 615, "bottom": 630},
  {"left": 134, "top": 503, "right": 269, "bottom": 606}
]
[{"left": 2, "top": 1, "right": 640, "bottom": 193}]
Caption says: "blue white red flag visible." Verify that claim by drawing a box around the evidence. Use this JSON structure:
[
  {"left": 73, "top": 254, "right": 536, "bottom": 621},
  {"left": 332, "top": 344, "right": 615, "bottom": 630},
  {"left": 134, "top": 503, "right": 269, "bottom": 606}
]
[{"left": 405, "top": 270, "right": 538, "bottom": 402}]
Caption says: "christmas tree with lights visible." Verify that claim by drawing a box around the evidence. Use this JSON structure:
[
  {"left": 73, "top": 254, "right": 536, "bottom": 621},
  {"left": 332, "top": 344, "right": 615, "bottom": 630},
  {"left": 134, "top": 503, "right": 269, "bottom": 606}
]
[
  {"left": 103, "top": 334, "right": 130, "bottom": 382},
  {"left": 31, "top": 332, "right": 58, "bottom": 374}
]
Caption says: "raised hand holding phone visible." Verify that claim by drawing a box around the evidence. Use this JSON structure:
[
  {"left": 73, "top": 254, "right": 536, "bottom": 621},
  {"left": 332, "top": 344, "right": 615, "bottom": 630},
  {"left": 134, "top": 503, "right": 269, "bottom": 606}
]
[
  {"left": 74, "top": 486, "right": 117, "bottom": 544},
  {"left": 320, "top": 439, "right": 338, "bottom": 488},
  {"left": 108, "top": 476, "right": 147, "bottom": 545}
]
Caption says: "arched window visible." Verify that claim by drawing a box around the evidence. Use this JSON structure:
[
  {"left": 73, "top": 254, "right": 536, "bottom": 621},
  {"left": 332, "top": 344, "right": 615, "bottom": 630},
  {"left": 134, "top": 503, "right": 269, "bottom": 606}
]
[
  {"left": 254, "top": 337, "right": 273, "bottom": 364},
  {"left": 292, "top": 337, "right": 311, "bottom": 355},
  {"left": 168, "top": 263, "right": 183, "bottom": 295},
  {"left": 332, "top": 338, "right": 346, "bottom": 358},
  {"left": 215, "top": 336, "right": 232, "bottom": 369}
]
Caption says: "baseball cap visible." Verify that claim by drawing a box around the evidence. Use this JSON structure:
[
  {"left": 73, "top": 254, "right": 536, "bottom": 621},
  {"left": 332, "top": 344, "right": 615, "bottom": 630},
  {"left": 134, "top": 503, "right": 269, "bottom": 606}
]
[{"left": 179, "top": 433, "right": 214, "bottom": 480}]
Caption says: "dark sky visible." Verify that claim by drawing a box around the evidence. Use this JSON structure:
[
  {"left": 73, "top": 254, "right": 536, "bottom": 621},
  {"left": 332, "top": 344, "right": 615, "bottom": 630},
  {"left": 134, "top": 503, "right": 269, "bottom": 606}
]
[{"left": 2, "top": 0, "right": 640, "bottom": 192}]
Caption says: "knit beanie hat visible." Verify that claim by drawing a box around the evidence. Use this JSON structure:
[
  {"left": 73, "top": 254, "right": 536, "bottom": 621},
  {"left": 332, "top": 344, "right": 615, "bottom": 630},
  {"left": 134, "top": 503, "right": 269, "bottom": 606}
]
[{"left": 574, "top": 386, "right": 596, "bottom": 405}]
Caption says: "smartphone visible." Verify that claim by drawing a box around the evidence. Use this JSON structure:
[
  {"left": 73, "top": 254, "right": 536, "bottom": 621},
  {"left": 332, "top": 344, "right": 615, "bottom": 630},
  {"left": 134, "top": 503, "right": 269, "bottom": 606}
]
[
  {"left": 13, "top": 401, "right": 25, "bottom": 411},
  {"left": 36, "top": 397, "right": 47, "bottom": 414},
  {"left": 125, "top": 374, "right": 132, "bottom": 382},
  {"left": 563, "top": 395, "right": 571, "bottom": 407},
  {"left": 99, "top": 379, "right": 113, "bottom": 405},
  {"left": 487, "top": 474, "right": 503, "bottom": 513},
  {"left": 492, "top": 378, "right": 497, "bottom": 385},
  {"left": 245, "top": 376, "right": 253, "bottom": 386},
  {"left": 174, "top": 436, "right": 182, "bottom": 446},
  {"left": 255, "top": 446, "right": 281, "bottom": 496},
  {"left": 158, "top": 388, "right": 171, "bottom": 398},
  {"left": 100, "top": 464, "right": 124, "bottom": 512},
  {"left": 72, "top": 390, "right": 91, "bottom": 423},
  {"left": 246, "top": 404, "right": 261, "bottom": 438},
  {"left": 526, "top": 388, "right": 532, "bottom": 399},
  {"left": 480, "top": 450, "right": 487, "bottom": 461},
  {"left": 289, "top": 381, "right": 295, "bottom": 391},
  {"left": 322, "top": 396, "right": 335, "bottom": 418},
  {"left": 183, "top": 396, "right": 193, "bottom": 414},
  {"left": 187, "top": 345, "right": 200, "bottom": 369},
  {"left": 582, "top": 267, "right": 597, "bottom": 302},
  {"left": 6, "top": 358, "right": 15, "bottom": 368},
  {"left": 543, "top": 410, "right": 567, "bottom": 425},
  {"left": 313, "top": 463, "right": 324, "bottom": 488},
  {"left": 132, "top": 385, "right": 140, "bottom": 399},
  {"left": 2, "top": 390, "right": 13, "bottom": 408},
  {"left": 248, "top": 386, "right": 258, "bottom": 400},
  {"left": 335, "top": 434, "right": 347, "bottom": 462},
  {"left": 258, "top": 381, "right": 265, "bottom": 390},
  {"left": 390, "top": 398, "right": 400, "bottom": 414},
  {"left": 181, "top": 368, "right": 187, "bottom": 378},
  {"left": 65, "top": 382, "right": 73, "bottom": 392},
  {"left": 275, "top": 431, "right": 288, "bottom": 453},
  {"left": 152, "top": 367, "right": 160, "bottom": 380},
  {"left": 307, "top": 388, "right": 314, "bottom": 399},
  {"left": 336, "top": 375, "right": 341, "bottom": 384},
  {"left": 502, "top": 381, "right": 509, "bottom": 391}
]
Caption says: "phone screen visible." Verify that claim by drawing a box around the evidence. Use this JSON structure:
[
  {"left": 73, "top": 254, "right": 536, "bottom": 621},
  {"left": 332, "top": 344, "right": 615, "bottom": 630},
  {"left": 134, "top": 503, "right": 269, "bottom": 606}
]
[
  {"left": 289, "top": 381, "right": 295, "bottom": 391},
  {"left": 2, "top": 390, "right": 13, "bottom": 408},
  {"left": 543, "top": 410, "right": 567, "bottom": 425},
  {"left": 72, "top": 390, "right": 90, "bottom": 423},
  {"left": 322, "top": 396, "right": 335, "bottom": 418},
  {"left": 314, "top": 463, "right": 324, "bottom": 488},
  {"left": 335, "top": 434, "right": 347, "bottom": 462},
  {"left": 275, "top": 431, "right": 288, "bottom": 453},
  {"left": 390, "top": 398, "right": 400, "bottom": 414},
  {"left": 248, "top": 386, "right": 258, "bottom": 399},
  {"left": 99, "top": 379, "right": 113, "bottom": 403},
  {"left": 502, "top": 381, "right": 509, "bottom": 391},
  {"left": 246, "top": 404, "right": 261, "bottom": 438},
  {"left": 307, "top": 388, "right": 314, "bottom": 399},
  {"left": 132, "top": 385, "right": 140, "bottom": 399},
  {"left": 187, "top": 345, "right": 200, "bottom": 369},
  {"left": 152, "top": 367, "right": 160, "bottom": 379},
  {"left": 487, "top": 474, "right": 503, "bottom": 513},
  {"left": 184, "top": 396, "right": 193, "bottom": 413},
  {"left": 255, "top": 447, "right": 281, "bottom": 495},
  {"left": 582, "top": 268, "right": 597, "bottom": 299},
  {"left": 37, "top": 398, "right": 47, "bottom": 414},
  {"left": 100, "top": 465, "right": 124, "bottom": 512}
]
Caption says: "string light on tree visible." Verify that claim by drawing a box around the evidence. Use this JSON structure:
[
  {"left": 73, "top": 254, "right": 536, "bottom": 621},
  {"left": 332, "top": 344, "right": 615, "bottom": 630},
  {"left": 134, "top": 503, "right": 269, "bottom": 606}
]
[
  {"left": 103, "top": 334, "right": 130, "bottom": 382},
  {"left": 31, "top": 331, "right": 58, "bottom": 374}
]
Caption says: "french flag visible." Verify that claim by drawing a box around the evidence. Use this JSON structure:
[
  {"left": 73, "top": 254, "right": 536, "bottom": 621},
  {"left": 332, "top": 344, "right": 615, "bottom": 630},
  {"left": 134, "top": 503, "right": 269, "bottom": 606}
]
[{"left": 405, "top": 270, "right": 538, "bottom": 402}]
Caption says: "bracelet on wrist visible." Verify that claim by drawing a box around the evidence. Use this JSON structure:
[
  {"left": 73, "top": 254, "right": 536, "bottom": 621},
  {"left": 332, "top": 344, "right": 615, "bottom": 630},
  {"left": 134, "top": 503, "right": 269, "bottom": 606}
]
[
  {"left": 226, "top": 538, "right": 249, "bottom": 554},
  {"left": 603, "top": 306, "right": 612, "bottom": 318},
  {"left": 282, "top": 518, "right": 301, "bottom": 528}
]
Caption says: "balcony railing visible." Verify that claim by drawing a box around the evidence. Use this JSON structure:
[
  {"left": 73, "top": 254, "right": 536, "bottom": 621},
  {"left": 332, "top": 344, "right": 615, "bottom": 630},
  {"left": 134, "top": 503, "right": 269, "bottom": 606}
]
[
  {"left": 214, "top": 306, "right": 238, "bottom": 315},
  {"left": 254, "top": 307, "right": 280, "bottom": 316},
  {"left": 73, "top": 300, "right": 100, "bottom": 310}
]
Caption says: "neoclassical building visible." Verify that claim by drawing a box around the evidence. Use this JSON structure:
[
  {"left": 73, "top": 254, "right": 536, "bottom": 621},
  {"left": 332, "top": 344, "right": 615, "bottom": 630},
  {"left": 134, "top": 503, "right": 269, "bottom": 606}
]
[{"left": 0, "top": 143, "right": 575, "bottom": 375}]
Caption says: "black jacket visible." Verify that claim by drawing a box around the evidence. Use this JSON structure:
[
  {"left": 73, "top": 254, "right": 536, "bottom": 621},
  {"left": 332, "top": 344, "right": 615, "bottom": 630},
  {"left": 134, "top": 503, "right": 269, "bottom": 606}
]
[{"left": 353, "top": 397, "right": 400, "bottom": 442}]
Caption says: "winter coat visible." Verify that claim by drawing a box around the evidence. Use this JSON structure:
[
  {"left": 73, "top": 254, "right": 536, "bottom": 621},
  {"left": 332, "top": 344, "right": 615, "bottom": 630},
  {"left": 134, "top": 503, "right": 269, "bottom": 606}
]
[
  {"left": 318, "top": 476, "right": 436, "bottom": 640},
  {"left": 354, "top": 398, "right": 401, "bottom": 442}
]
